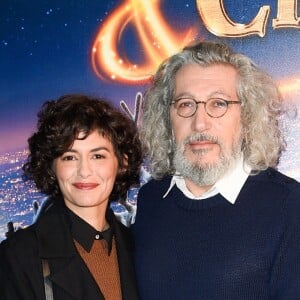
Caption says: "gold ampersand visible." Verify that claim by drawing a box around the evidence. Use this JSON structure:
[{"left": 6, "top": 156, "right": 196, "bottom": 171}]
[{"left": 91, "top": 0, "right": 197, "bottom": 84}]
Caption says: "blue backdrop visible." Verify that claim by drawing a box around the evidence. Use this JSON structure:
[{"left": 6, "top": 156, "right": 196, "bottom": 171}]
[{"left": 0, "top": 0, "right": 299, "bottom": 240}]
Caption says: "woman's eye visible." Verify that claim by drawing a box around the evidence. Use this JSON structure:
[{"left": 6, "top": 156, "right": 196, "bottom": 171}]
[
  {"left": 94, "top": 154, "right": 105, "bottom": 159},
  {"left": 62, "top": 155, "right": 76, "bottom": 161}
]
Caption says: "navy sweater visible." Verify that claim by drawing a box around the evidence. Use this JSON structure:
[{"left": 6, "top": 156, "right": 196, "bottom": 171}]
[{"left": 132, "top": 169, "right": 300, "bottom": 299}]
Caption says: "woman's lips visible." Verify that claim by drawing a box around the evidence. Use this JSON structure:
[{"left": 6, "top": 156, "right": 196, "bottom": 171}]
[{"left": 73, "top": 183, "right": 99, "bottom": 190}]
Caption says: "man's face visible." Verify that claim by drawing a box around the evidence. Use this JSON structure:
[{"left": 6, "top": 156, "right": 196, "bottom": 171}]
[{"left": 170, "top": 63, "right": 243, "bottom": 190}]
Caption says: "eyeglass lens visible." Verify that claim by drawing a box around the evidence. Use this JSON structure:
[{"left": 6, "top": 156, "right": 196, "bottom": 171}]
[{"left": 174, "top": 98, "right": 229, "bottom": 118}]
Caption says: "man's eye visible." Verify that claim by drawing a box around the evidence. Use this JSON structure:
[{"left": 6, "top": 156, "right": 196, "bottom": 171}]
[
  {"left": 177, "top": 99, "right": 194, "bottom": 108},
  {"left": 210, "top": 98, "right": 227, "bottom": 108}
]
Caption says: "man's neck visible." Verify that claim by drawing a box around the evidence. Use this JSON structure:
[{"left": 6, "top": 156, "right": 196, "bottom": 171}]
[
  {"left": 184, "top": 178, "right": 213, "bottom": 197},
  {"left": 175, "top": 155, "right": 250, "bottom": 202}
]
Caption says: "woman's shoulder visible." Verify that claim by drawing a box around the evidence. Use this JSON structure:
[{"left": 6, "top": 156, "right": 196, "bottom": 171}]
[
  {"left": 0, "top": 223, "right": 37, "bottom": 251},
  {"left": 0, "top": 225, "right": 39, "bottom": 271}
]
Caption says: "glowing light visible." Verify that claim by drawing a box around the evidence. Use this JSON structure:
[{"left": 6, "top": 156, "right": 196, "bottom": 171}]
[
  {"left": 91, "top": 0, "right": 196, "bottom": 84},
  {"left": 91, "top": 0, "right": 300, "bottom": 101},
  {"left": 278, "top": 76, "right": 300, "bottom": 99}
]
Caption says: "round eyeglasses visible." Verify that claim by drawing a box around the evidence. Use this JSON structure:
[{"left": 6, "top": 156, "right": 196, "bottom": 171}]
[{"left": 171, "top": 97, "right": 241, "bottom": 118}]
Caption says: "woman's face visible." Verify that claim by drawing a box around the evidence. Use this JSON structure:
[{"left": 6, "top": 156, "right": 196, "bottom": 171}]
[{"left": 53, "top": 130, "right": 119, "bottom": 215}]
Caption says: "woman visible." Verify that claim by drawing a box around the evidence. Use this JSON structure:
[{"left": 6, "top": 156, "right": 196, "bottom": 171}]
[{"left": 0, "top": 94, "right": 142, "bottom": 299}]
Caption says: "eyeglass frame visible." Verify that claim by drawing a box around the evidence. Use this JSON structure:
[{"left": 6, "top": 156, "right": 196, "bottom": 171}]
[{"left": 170, "top": 97, "right": 241, "bottom": 118}]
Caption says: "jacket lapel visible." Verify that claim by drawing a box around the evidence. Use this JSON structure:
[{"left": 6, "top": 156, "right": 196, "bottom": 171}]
[
  {"left": 112, "top": 211, "right": 140, "bottom": 300},
  {"left": 36, "top": 201, "right": 104, "bottom": 299},
  {"left": 36, "top": 200, "right": 139, "bottom": 299}
]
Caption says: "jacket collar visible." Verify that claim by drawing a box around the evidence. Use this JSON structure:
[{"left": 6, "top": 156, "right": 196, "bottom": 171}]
[
  {"left": 35, "top": 199, "right": 77, "bottom": 258},
  {"left": 34, "top": 198, "right": 139, "bottom": 299}
]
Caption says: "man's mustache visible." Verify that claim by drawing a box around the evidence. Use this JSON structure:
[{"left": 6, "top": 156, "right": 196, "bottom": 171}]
[{"left": 183, "top": 133, "right": 220, "bottom": 146}]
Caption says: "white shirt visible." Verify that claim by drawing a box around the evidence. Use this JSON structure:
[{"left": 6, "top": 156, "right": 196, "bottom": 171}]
[{"left": 163, "top": 156, "right": 251, "bottom": 204}]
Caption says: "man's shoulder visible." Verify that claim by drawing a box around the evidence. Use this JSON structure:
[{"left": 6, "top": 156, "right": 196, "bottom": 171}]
[
  {"left": 136, "top": 176, "right": 172, "bottom": 209},
  {"left": 139, "top": 176, "right": 172, "bottom": 194},
  {"left": 250, "top": 168, "right": 300, "bottom": 188},
  {"left": 245, "top": 168, "right": 300, "bottom": 202}
]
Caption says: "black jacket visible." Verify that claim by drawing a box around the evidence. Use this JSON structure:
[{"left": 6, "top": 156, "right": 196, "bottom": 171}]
[{"left": 0, "top": 199, "right": 139, "bottom": 299}]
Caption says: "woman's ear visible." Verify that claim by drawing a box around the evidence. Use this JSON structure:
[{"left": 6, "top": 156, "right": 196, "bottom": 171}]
[{"left": 120, "top": 154, "right": 128, "bottom": 174}]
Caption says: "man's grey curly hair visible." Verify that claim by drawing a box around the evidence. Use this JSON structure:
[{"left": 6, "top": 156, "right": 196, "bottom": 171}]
[{"left": 140, "top": 41, "right": 286, "bottom": 179}]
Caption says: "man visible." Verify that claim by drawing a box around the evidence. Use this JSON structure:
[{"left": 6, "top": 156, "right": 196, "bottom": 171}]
[{"left": 132, "top": 41, "right": 300, "bottom": 299}]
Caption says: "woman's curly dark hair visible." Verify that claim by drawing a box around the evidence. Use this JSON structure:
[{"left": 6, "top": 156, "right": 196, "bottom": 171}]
[{"left": 23, "top": 94, "right": 142, "bottom": 200}]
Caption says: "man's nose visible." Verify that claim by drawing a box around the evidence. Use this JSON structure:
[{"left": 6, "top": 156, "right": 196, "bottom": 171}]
[{"left": 191, "top": 103, "right": 211, "bottom": 132}]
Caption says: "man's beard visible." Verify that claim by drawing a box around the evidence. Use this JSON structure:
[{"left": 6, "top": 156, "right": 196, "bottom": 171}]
[{"left": 173, "top": 133, "right": 242, "bottom": 186}]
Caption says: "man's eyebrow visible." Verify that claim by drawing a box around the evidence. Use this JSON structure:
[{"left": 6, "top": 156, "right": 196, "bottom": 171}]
[
  {"left": 174, "top": 90, "right": 233, "bottom": 100},
  {"left": 174, "top": 92, "right": 195, "bottom": 99},
  {"left": 208, "top": 90, "right": 233, "bottom": 99}
]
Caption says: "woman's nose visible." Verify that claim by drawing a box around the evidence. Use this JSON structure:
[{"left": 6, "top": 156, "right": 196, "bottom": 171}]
[{"left": 77, "top": 159, "right": 92, "bottom": 178}]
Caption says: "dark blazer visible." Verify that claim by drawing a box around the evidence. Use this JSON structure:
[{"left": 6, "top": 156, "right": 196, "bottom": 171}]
[{"left": 0, "top": 199, "right": 139, "bottom": 300}]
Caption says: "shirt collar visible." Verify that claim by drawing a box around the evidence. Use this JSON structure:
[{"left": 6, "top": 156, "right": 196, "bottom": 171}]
[
  {"left": 164, "top": 156, "right": 251, "bottom": 204},
  {"left": 67, "top": 208, "right": 114, "bottom": 255}
]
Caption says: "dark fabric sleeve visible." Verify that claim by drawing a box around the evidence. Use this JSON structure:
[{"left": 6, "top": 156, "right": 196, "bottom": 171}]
[
  {"left": 270, "top": 184, "right": 300, "bottom": 298},
  {"left": 0, "top": 231, "right": 45, "bottom": 300}
]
